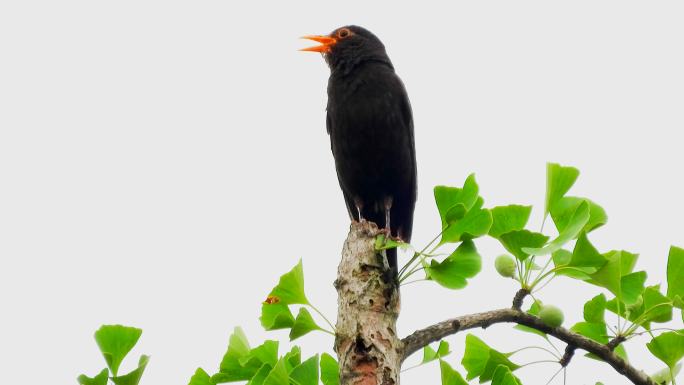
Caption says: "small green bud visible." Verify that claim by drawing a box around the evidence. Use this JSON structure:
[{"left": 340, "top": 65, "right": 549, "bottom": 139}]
[
  {"left": 495, "top": 254, "right": 516, "bottom": 278},
  {"left": 539, "top": 305, "right": 564, "bottom": 328}
]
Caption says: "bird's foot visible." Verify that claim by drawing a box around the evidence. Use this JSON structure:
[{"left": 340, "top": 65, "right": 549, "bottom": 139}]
[
  {"left": 379, "top": 228, "right": 406, "bottom": 246},
  {"left": 378, "top": 227, "right": 392, "bottom": 237}
]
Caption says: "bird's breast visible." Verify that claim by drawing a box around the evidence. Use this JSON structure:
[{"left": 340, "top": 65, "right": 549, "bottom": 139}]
[{"left": 327, "top": 69, "right": 414, "bottom": 198}]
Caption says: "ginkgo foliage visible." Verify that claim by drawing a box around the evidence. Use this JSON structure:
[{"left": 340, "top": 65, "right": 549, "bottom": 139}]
[{"left": 78, "top": 163, "right": 684, "bottom": 385}]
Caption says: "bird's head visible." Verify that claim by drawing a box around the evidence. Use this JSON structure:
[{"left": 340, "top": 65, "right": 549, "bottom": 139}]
[{"left": 301, "top": 26, "right": 392, "bottom": 74}]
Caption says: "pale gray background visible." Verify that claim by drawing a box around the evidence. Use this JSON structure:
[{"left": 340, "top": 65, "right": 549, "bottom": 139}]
[{"left": 1, "top": 1, "right": 682, "bottom": 384}]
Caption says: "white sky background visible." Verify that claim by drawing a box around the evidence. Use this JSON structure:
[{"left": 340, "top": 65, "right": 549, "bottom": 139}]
[{"left": 1, "top": 1, "right": 683, "bottom": 384}]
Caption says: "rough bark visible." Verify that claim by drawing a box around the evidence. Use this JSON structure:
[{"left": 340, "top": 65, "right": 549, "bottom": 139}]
[{"left": 335, "top": 221, "right": 401, "bottom": 385}]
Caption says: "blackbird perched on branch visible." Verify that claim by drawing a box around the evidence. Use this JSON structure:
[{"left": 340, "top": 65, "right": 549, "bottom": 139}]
[{"left": 302, "top": 26, "right": 417, "bottom": 273}]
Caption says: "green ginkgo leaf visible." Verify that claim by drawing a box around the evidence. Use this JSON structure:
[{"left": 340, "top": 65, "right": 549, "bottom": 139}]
[
  {"left": 571, "top": 322, "right": 608, "bottom": 344},
  {"left": 434, "top": 175, "right": 492, "bottom": 244},
  {"left": 284, "top": 346, "right": 302, "bottom": 370},
  {"left": 422, "top": 340, "right": 451, "bottom": 364},
  {"left": 216, "top": 328, "right": 263, "bottom": 382},
  {"left": 523, "top": 201, "right": 590, "bottom": 256},
  {"left": 667, "top": 246, "right": 684, "bottom": 301},
  {"left": 263, "top": 358, "right": 289, "bottom": 385},
  {"left": 440, "top": 360, "right": 468, "bottom": 385},
  {"left": 187, "top": 368, "right": 214, "bottom": 385},
  {"left": 650, "top": 363, "right": 682, "bottom": 385},
  {"left": 269, "top": 260, "right": 308, "bottom": 305},
  {"left": 239, "top": 340, "right": 279, "bottom": 368},
  {"left": 320, "top": 353, "right": 339, "bottom": 385},
  {"left": 462, "top": 334, "right": 492, "bottom": 380},
  {"left": 621, "top": 271, "right": 648, "bottom": 306},
  {"left": 647, "top": 331, "right": 684, "bottom": 370},
  {"left": 481, "top": 351, "right": 520, "bottom": 383},
  {"left": 289, "top": 308, "right": 323, "bottom": 341},
  {"left": 441, "top": 198, "right": 493, "bottom": 244},
  {"left": 491, "top": 365, "right": 522, "bottom": 385},
  {"left": 374, "top": 234, "right": 410, "bottom": 251},
  {"left": 427, "top": 240, "right": 481, "bottom": 289},
  {"left": 499, "top": 230, "right": 549, "bottom": 261},
  {"left": 544, "top": 163, "right": 580, "bottom": 217},
  {"left": 588, "top": 250, "right": 643, "bottom": 305},
  {"left": 570, "top": 233, "right": 607, "bottom": 268},
  {"left": 246, "top": 364, "right": 272, "bottom": 385},
  {"left": 289, "top": 355, "right": 319, "bottom": 385},
  {"left": 446, "top": 203, "right": 468, "bottom": 224},
  {"left": 583, "top": 294, "right": 607, "bottom": 324},
  {"left": 78, "top": 368, "right": 109, "bottom": 385},
  {"left": 550, "top": 196, "right": 607, "bottom": 234},
  {"left": 607, "top": 286, "right": 671, "bottom": 330},
  {"left": 488, "top": 205, "right": 532, "bottom": 239},
  {"left": 260, "top": 302, "right": 295, "bottom": 331},
  {"left": 461, "top": 335, "right": 519, "bottom": 382},
  {"left": 434, "top": 174, "right": 480, "bottom": 227},
  {"left": 642, "top": 286, "right": 673, "bottom": 325},
  {"left": 111, "top": 355, "right": 149, "bottom": 385},
  {"left": 94, "top": 325, "right": 142, "bottom": 377}
]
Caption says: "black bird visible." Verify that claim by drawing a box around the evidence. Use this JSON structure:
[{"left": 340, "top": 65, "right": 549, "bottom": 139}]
[{"left": 302, "top": 26, "right": 417, "bottom": 273}]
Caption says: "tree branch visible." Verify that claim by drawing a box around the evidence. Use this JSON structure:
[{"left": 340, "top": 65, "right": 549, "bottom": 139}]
[{"left": 400, "top": 308, "right": 655, "bottom": 385}]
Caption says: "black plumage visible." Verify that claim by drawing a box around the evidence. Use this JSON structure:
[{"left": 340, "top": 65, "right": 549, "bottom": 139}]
[{"left": 303, "top": 26, "right": 417, "bottom": 272}]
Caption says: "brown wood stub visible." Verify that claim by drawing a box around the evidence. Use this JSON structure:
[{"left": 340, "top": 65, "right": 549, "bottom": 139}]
[{"left": 335, "top": 221, "right": 401, "bottom": 385}]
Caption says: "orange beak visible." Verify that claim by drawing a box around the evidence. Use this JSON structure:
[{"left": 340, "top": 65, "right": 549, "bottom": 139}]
[{"left": 300, "top": 35, "right": 337, "bottom": 53}]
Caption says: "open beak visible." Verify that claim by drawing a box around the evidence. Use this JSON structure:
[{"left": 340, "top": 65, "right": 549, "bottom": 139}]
[{"left": 300, "top": 35, "right": 337, "bottom": 53}]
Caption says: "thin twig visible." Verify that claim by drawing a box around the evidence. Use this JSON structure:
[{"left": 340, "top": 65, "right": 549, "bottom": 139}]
[
  {"left": 512, "top": 288, "right": 530, "bottom": 310},
  {"left": 559, "top": 345, "right": 576, "bottom": 367}
]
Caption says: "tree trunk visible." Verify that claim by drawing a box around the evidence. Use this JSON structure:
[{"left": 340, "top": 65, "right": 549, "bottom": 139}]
[{"left": 334, "top": 221, "right": 402, "bottom": 385}]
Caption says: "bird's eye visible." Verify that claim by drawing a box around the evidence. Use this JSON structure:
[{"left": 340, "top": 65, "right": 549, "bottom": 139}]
[{"left": 337, "top": 28, "right": 352, "bottom": 39}]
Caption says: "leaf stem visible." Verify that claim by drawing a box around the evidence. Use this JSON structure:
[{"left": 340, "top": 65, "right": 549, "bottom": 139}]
[
  {"left": 616, "top": 300, "right": 622, "bottom": 335},
  {"left": 516, "top": 258, "right": 525, "bottom": 286},
  {"left": 400, "top": 234, "right": 447, "bottom": 284},
  {"left": 545, "top": 338, "right": 562, "bottom": 356},
  {"left": 401, "top": 359, "right": 436, "bottom": 373},
  {"left": 623, "top": 302, "right": 675, "bottom": 336},
  {"left": 544, "top": 366, "right": 565, "bottom": 385},
  {"left": 308, "top": 303, "right": 336, "bottom": 332},
  {"left": 524, "top": 256, "right": 536, "bottom": 287},
  {"left": 533, "top": 266, "right": 590, "bottom": 285},
  {"left": 509, "top": 345, "right": 561, "bottom": 360},
  {"left": 530, "top": 257, "right": 555, "bottom": 289},
  {"left": 519, "top": 359, "right": 559, "bottom": 369},
  {"left": 532, "top": 275, "right": 557, "bottom": 294},
  {"left": 399, "top": 230, "right": 443, "bottom": 278},
  {"left": 399, "top": 265, "right": 426, "bottom": 283},
  {"left": 607, "top": 324, "right": 619, "bottom": 337},
  {"left": 629, "top": 328, "right": 683, "bottom": 337}
]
